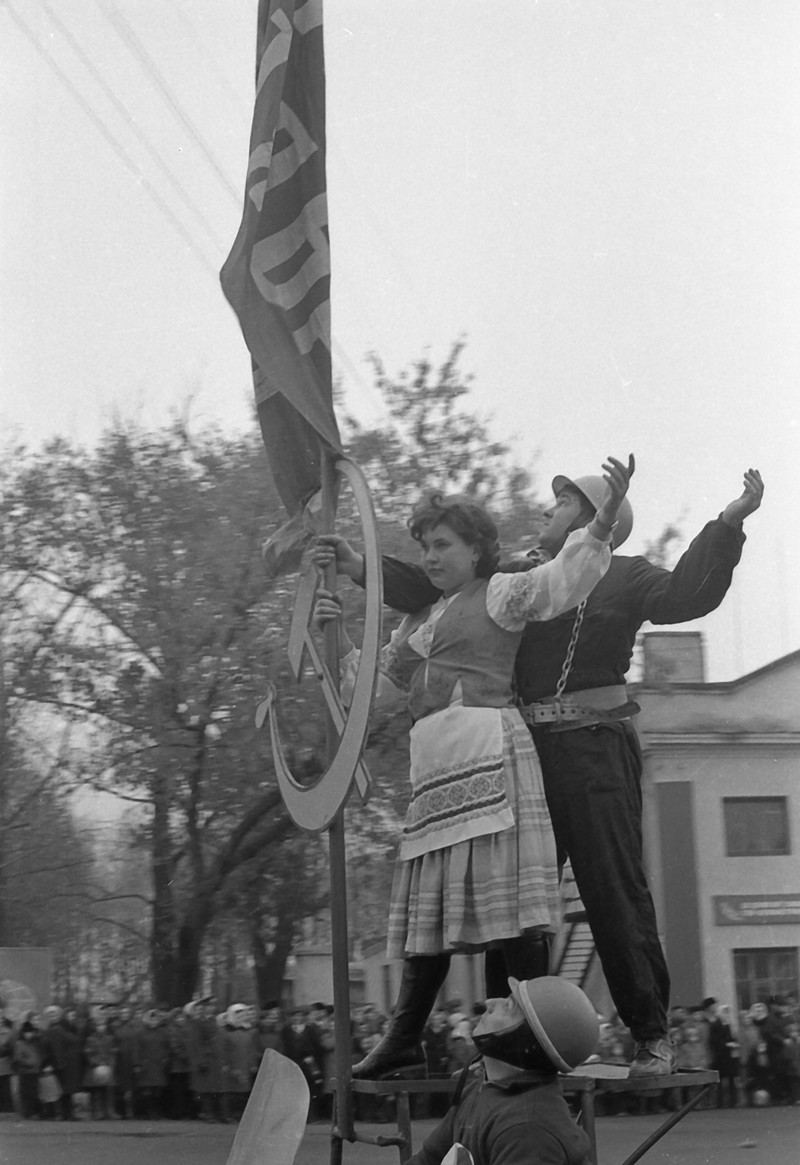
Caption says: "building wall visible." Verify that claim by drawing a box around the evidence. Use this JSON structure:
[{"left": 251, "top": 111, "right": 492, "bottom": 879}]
[{"left": 636, "top": 634, "right": 800, "bottom": 1014}]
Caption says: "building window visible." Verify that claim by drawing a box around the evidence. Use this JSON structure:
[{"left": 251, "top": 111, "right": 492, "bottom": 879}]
[
  {"left": 733, "top": 948, "right": 798, "bottom": 1012},
  {"left": 723, "top": 797, "right": 790, "bottom": 857}
]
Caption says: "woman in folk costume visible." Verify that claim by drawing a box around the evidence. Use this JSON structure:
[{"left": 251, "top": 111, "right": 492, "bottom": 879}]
[{"left": 313, "top": 456, "right": 632, "bottom": 1080}]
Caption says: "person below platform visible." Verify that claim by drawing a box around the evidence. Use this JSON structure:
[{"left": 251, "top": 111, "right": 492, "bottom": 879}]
[{"left": 406, "top": 976, "right": 599, "bottom": 1165}]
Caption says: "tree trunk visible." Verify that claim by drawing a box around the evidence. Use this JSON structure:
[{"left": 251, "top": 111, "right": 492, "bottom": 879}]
[
  {"left": 250, "top": 918, "right": 295, "bottom": 1007},
  {"left": 174, "top": 893, "right": 217, "bottom": 1005},
  {"left": 150, "top": 770, "right": 178, "bottom": 1004}
]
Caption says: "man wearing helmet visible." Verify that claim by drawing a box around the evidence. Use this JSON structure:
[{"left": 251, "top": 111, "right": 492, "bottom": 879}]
[
  {"left": 406, "top": 976, "right": 596, "bottom": 1165},
  {"left": 351, "top": 463, "right": 763, "bottom": 1077}
]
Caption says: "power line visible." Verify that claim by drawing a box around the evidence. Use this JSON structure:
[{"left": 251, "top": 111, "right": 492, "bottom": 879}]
[
  {"left": 102, "top": 1, "right": 241, "bottom": 205},
  {"left": 172, "top": 0, "right": 250, "bottom": 121},
  {"left": 7, "top": 1, "right": 220, "bottom": 279},
  {"left": 8, "top": 0, "right": 382, "bottom": 412},
  {"left": 38, "top": 0, "right": 228, "bottom": 255},
  {"left": 100, "top": 3, "right": 378, "bottom": 408}
]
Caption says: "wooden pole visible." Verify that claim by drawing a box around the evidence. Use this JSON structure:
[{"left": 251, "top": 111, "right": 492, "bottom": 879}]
[{"left": 320, "top": 448, "right": 355, "bottom": 1140}]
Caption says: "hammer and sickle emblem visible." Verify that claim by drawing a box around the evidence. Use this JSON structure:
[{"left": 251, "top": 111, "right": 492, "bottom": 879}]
[{"left": 262, "top": 457, "right": 383, "bottom": 833}]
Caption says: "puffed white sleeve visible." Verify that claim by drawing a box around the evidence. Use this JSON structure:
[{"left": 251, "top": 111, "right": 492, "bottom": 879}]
[
  {"left": 486, "top": 527, "right": 612, "bottom": 631},
  {"left": 339, "top": 618, "right": 417, "bottom": 708}
]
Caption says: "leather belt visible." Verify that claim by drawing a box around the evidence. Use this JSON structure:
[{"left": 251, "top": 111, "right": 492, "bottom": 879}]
[{"left": 518, "top": 686, "right": 640, "bottom": 732}]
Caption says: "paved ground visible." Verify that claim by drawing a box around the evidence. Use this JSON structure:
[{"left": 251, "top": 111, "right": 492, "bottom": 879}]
[{"left": 1, "top": 1107, "right": 799, "bottom": 1165}]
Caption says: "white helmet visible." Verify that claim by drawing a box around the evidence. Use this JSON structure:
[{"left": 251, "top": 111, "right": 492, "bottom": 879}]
[
  {"left": 551, "top": 474, "right": 634, "bottom": 549},
  {"left": 509, "top": 976, "right": 600, "bottom": 1072}
]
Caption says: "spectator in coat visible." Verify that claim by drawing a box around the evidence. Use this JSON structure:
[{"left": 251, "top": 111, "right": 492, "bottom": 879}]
[
  {"left": 309, "top": 1005, "right": 336, "bottom": 1121},
  {"left": 133, "top": 1009, "right": 171, "bottom": 1119},
  {"left": 0, "top": 1014, "right": 15, "bottom": 1113},
  {"left": 422, "top": 1011, "right": 451, "bottom": 1075},
  {"left": 282, "top": 1006, "right": 325, "bottom": 1121},
  {"left": 421, "top": 1010, "right": 453, "bottom": 1119},
  {"left": 218, "top": 1005, "right": 258, "bottom": 1122},
  {"left": 166, "top": 1009, "right": 195, "bottom": 1119},
  {"left": 186, "top": 997, "right": 223, "bottom": 1122},
  {"left": 745, "top": 1035, "right": 773, "bottom": 1105},
  {"left": 84, "top": 1014, "right": 116, "bottom": 1120},
  {"left": 784, "top": 1020, "right": 800, "bottom": 1104},
  {"left": 44, "top": 1006, "right": 85, "bottom": 1121},
  {"left": 13, "top": 1016, "right": 44, "bottom": 1119},
  {"left": 762, "top": 995, "right": 792, "bottom": 1104},
  {"left": 254, "top": 1004, "right": 285, "bottom": 1063},
  {"left": 109, "top": 1005, "right": 140, "bottom": 1119},
  {"left": 699, "top": 999, "right": 739, "bottom": 1108}
]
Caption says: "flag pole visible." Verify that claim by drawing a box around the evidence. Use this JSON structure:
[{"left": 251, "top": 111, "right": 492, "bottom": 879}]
[{"left": 320, "top": 446, "right": 355, "bottom": 1142}]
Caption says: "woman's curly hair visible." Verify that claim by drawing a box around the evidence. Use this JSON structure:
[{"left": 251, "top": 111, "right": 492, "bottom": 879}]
[{"left": 408, "top": 492, "right": 500, "bottom": 579}]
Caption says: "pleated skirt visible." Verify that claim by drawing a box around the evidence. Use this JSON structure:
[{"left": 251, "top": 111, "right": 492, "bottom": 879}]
[{"left": 386, "top": 707, "right": 560, "bottom": 958}]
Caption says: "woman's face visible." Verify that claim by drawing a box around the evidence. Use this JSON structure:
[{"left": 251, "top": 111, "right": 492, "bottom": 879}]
[{"left": 419, "top": 523, "right": 479, "bottom": 596}]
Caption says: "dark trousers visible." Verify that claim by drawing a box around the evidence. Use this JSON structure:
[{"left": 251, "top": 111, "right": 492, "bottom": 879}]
[
  {"left": 18, "top": 1074, "right": 40, "bottom": 1118},
  {"left": 167, "top": 1073, "right": 194, "bottom": 1119},
  {"left": 533, "top": 720, "right": 670, "bottom": 1041}
]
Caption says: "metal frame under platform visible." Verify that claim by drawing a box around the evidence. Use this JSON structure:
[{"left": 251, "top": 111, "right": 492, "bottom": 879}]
[
  {"left": 330, "top": 1067, "right": 720, "bottom": 1165},
  {"left": 561, "top": 1065, "right": 720, "bottom": 1165}
]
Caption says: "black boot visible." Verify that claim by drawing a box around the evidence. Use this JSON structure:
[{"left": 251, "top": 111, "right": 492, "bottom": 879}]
[
  {"left": 484, "top": 933, "right": 550, "bottom": 998},
  {"left": 352, "top": 954, "right": 451, "bottom": 1080}
]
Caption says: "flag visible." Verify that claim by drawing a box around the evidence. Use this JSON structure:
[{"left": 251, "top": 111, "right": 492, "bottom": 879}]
[{"left": 221, "top": 0, "right": 341, "bottom": 516}]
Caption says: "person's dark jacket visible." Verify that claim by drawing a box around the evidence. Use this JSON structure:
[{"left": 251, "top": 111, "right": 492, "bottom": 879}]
[
  {"left": 407, "top": 1063, "right": 591, "bottom": 1165},
  {"left": 281, "top": 1022, "right": 325, "bottom": 1084},
  {"left": 44, "top": 1020, "right": 84, "bottom": 1094}
]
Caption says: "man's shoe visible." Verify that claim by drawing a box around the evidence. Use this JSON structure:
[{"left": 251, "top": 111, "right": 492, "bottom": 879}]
[{"left": 628, "top": 1038, "right": 676, "bottom": 1078}]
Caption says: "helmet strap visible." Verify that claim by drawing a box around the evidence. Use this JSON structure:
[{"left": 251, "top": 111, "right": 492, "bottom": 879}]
[{"left": 472, "top": 1020, "right": 555, "bottom": 1072}]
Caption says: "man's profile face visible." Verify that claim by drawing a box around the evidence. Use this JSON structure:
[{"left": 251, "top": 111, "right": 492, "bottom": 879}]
[
  {"left": 538, "top": 488, "right": 588, "bottom": 554},
  {"left": 472, "top": 994, "right": 525, "bottom": 1038}
]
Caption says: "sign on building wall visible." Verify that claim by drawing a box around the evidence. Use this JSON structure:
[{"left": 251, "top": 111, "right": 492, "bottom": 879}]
[{"left": 714, "top": 895, "right": 800, "bottom": 926}]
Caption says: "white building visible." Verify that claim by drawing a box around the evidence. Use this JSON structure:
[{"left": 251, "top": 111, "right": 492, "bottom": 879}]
[{"left": 636, "top": 632, "right": 800, "bottom": 1012}]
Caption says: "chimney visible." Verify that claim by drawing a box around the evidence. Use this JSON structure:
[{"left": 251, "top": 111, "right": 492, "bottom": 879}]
[{"left": 642, "top": 631, "right": 705, "bottom": 686}]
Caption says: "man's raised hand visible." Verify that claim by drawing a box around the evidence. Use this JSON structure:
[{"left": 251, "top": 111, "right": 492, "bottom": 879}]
[{"left": 722, "top": 468, "right": 764, "bottom": 526}]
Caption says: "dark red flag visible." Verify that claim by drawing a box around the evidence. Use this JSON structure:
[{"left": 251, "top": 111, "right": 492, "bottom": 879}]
[{"left": 221, "top": 0, "right": 341, "bottom": 515}]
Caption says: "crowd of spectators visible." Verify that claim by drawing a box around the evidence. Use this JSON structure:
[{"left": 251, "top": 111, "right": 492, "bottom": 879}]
[
  {"left": 593, "top": 994, "right": 800, "bottom": 1113},
  {"left": 0, "top": 991, "right": 797, "bottom": 1124}
]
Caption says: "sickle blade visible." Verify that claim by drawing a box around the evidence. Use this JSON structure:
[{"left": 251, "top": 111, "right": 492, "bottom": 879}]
[{"left": 272, "top": 457, "right": 382, "bottom": 832}]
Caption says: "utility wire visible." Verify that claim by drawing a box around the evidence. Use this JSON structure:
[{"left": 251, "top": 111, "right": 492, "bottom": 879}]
[
  {"left": 100, "top": 1, "right": 380, "bottom": 408},
  {"left": 38, "top": 0, "right": 228, "bottom": 254},
  {"left": 103, "top": 1, "right": 241, "bottom": 204},
  {"left": 102, "top": 2, "right": 377, "bottom": 407},
  {"left": 10, "top": 0, "right": 380, "bottom": 410},
  {"left": 7, "top": 2, "right": 220, "bottom": 279},
  {"left": 172, "top": 0, "right": 250, "bottom": 121}
]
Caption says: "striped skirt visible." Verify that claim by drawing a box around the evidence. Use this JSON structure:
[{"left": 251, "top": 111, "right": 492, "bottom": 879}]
[{"left": 386, "top": 708, "right": 560, "bottom": 958}]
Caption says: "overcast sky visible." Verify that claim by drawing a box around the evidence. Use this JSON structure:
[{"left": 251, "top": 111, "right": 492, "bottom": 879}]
[{"left": 2, "top": 0, "right": 797, "bottom": 682}]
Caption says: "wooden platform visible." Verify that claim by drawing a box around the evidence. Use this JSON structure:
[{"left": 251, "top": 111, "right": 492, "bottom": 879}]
[{"left": 332, "top": 1066, "right": 720, "bottom": 1165}]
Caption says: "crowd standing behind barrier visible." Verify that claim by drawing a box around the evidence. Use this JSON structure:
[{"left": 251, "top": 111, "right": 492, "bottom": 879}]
[{"left": 0, "top": 992, "right": 797, "bottom": 1123}]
